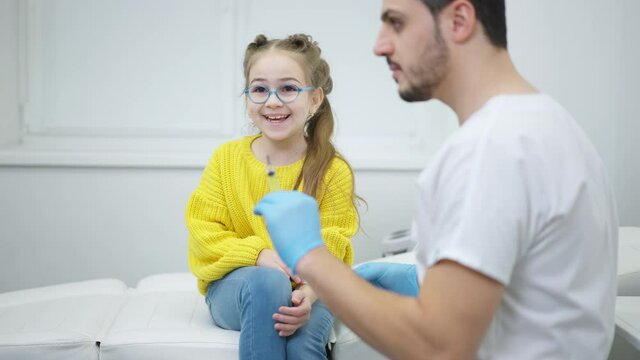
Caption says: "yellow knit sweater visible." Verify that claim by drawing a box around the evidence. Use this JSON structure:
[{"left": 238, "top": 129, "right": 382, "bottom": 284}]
[{"left": 186, "top": 135, "right": 358, "bottom": 294}]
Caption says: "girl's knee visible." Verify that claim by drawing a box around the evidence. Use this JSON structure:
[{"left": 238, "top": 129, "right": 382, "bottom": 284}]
[{"left": 240, "top": 267, "right": 292, "bottom": 305}]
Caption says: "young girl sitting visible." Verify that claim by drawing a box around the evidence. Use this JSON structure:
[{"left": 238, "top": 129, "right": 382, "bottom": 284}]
[{"left": 186, "top": 33, "right": 359, "bottom": 360}]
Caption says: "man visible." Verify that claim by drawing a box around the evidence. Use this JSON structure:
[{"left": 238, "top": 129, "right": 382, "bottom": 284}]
[{"left": 254, "top": 0, "right": 619, "bottom": 358}]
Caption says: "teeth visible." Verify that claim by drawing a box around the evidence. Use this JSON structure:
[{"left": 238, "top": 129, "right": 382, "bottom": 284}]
[{"left": 265, "top": 115, "right": 288, "bottom": 120}]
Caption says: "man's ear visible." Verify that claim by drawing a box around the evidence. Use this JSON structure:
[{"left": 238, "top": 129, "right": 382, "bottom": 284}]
[{"left": 443, "top": 0, "right": 477, "bottom": 44}]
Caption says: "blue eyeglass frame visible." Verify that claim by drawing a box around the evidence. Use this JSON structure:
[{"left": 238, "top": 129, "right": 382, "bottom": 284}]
[{"left": 243, "top": 85, "right": 316, "bottom": 104}]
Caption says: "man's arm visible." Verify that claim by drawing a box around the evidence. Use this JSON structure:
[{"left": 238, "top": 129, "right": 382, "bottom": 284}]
[
  {"left": 254, "top": 191, "right": 504, "bottom": 359},
  {"left": 298, "top": 247, "right": 504, "bottom": 360}
]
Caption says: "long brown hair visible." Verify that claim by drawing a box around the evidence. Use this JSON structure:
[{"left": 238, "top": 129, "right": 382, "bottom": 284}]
[{"left": 243, "top": 34, "right": 363, "bottom": 213}]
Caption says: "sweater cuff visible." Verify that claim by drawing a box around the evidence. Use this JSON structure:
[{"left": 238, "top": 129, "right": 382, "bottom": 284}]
[
  {"left": 242, "top": 235, "right": 270, "bottom": 266},
  {"left": 322, "top": 230, "right": 354, "bottom": 266}
]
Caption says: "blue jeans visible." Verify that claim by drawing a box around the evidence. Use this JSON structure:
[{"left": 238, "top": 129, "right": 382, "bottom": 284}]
[{"left": 206, "top": 267, "right": 333, "bottom": 360}]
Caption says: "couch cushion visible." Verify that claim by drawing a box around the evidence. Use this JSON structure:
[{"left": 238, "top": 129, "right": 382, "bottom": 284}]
[
  {"left": 614, "top": 296, "right": 640, "bottom": 352},
  {"left": 332, "top": 318, "right": 387, "bottom": 360},
  {"left": 619, "top": 227, "right": 640, "bottom": 296},
  {"left": 0, "top": 279, "right": 128, "bottom": 360},
  {"left": 100, "top": 273, "right": 239, "bottom": 360}
]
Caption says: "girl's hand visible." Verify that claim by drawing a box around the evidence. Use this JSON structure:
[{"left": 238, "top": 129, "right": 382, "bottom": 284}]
[
  {"left": 256, "top": 249, "right": 303, "bottom": 284},
  {"left": 272, "top": 289, "right": 312, "bottom": 337}
]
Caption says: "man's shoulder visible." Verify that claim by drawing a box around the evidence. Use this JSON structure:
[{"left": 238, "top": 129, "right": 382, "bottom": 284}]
[{"left": 458, "top": 93, "right": 577, "bottom": 150}]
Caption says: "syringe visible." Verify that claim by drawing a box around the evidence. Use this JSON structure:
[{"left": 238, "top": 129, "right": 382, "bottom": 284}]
[{"left": 266, "top": 155, "right": 281, "bottom": 192}]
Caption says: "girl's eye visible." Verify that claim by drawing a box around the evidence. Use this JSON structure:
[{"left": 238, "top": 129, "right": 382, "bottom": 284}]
[
  {"left": 280, "top": 85, "right": 299, "bottom": 93},
  {"left": 251, "top": 86, "right": 268, "bottom": 93}
]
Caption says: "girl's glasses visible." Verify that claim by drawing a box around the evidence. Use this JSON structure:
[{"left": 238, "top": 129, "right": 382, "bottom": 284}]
[{"left": 244, "top": 84, "right": 315, "bottom": 104}]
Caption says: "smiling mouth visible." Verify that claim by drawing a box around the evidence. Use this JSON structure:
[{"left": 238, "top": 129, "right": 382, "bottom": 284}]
[{"left": 263, "top": 114, "right": 290, "bottom": 123}]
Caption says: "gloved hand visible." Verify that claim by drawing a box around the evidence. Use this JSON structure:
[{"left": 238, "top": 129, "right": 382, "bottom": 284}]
[
  {"left": 354, "top": 262, "right": 419, "bottom": 297},
  {"left": 254, "top": 191, "right": 325, "bottom": 273}
]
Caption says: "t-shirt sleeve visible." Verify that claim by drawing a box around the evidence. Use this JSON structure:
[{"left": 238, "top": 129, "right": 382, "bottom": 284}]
[{"left": 424, "top": 132, "right": 531, "bottom": 285}]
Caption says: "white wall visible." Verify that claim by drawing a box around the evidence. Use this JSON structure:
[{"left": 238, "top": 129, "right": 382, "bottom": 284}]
[
  {"left": 0, "top": 0, "right": 638, "bottom": 292},
  {"left": 616, "top": 0, "right": 640, "bottom": 226},
  {"left": 0, "top": 0, "right": 20, "bottom": 147},
  {"left": 0, "top": 166, "right": 199, "bottom": 290}
]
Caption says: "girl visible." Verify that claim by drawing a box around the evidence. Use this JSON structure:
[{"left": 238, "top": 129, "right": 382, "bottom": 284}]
[{"left": 186, "top": 34, "right": 359, "bottom": 359}]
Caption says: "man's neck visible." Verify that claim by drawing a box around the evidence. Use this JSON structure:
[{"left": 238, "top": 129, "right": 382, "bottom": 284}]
[{"left": 436, "top": 48, "right": 537, "bottom": 124}]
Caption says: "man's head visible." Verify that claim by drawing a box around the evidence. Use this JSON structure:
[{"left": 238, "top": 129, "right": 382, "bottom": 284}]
[{"left": 374, "top": 0, "right": 507, "bottom": 102}]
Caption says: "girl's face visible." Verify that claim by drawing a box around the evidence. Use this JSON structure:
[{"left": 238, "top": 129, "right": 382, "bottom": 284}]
[{"left": 246, "top": 50, "right": 322, "bottom": 147}]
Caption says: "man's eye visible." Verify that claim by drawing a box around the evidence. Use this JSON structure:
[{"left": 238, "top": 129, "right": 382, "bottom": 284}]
[
  {"left": 251, "top": 86, "right": 268, "bottom": 93},
  {"left": 389, "top": 18, "right": 402, "bottom": 30},
  {"left": 280, "top": 85, "right": 299, "bottom": 93}
]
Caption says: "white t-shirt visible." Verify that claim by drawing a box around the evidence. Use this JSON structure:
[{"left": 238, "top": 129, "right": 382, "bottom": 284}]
[{"left": 413, "top": 94, "right": 618, "bottom": 360}]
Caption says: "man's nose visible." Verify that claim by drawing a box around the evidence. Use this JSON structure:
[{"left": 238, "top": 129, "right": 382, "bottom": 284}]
[{"left": 374, "top": 30, "right": 392, "bottom": 57}]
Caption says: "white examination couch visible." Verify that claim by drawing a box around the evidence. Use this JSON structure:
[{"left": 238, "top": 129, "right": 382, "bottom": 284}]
[
  {"left": 1, "top": 228, "right": 640, "bottom": 359},
  {"left": 99, "top": 251, "right": 413, "bottom": 360},
  {"left": 0, "top": 279, "right": 128, "bottom": 360},
  {"left": 0, "top": 252, "right": 412, "bottom": 360}
]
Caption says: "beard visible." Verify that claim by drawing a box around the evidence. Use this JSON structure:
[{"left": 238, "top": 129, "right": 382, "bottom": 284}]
[{"left": 398, "top": 24, "right": 449, "bottom": 102}]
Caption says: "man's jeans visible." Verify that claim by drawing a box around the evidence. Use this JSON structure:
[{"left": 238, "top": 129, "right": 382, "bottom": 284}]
[{"left": 206, "top": 267, "right": 333, "bottom": 360}]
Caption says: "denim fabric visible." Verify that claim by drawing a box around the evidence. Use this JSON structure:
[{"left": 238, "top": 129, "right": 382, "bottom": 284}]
[{"left": 206, "top": 267, "right": 333, "bottom": 360}]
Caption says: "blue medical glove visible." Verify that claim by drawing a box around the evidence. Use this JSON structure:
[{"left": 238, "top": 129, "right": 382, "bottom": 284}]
[
  {"left": 254, "top": 191, "right": 325, "bottom": 272},
  {"left": 354, "top": 262, "right": 419, "bottom": 297}
]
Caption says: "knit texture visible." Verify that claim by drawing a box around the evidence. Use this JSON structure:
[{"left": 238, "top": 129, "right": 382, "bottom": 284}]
[{"left": 186, "top": 135, "right": 358, "bottom": 294}]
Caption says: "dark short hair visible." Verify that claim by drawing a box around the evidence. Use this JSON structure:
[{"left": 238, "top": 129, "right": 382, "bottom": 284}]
[{"left": 422, "top": 0, "right": 507, "bottom": 48}]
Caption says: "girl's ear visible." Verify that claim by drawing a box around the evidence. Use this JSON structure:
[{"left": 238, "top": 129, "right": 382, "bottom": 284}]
[{"left": 311, "top": 87, "right": 324, "bottom": 114}]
